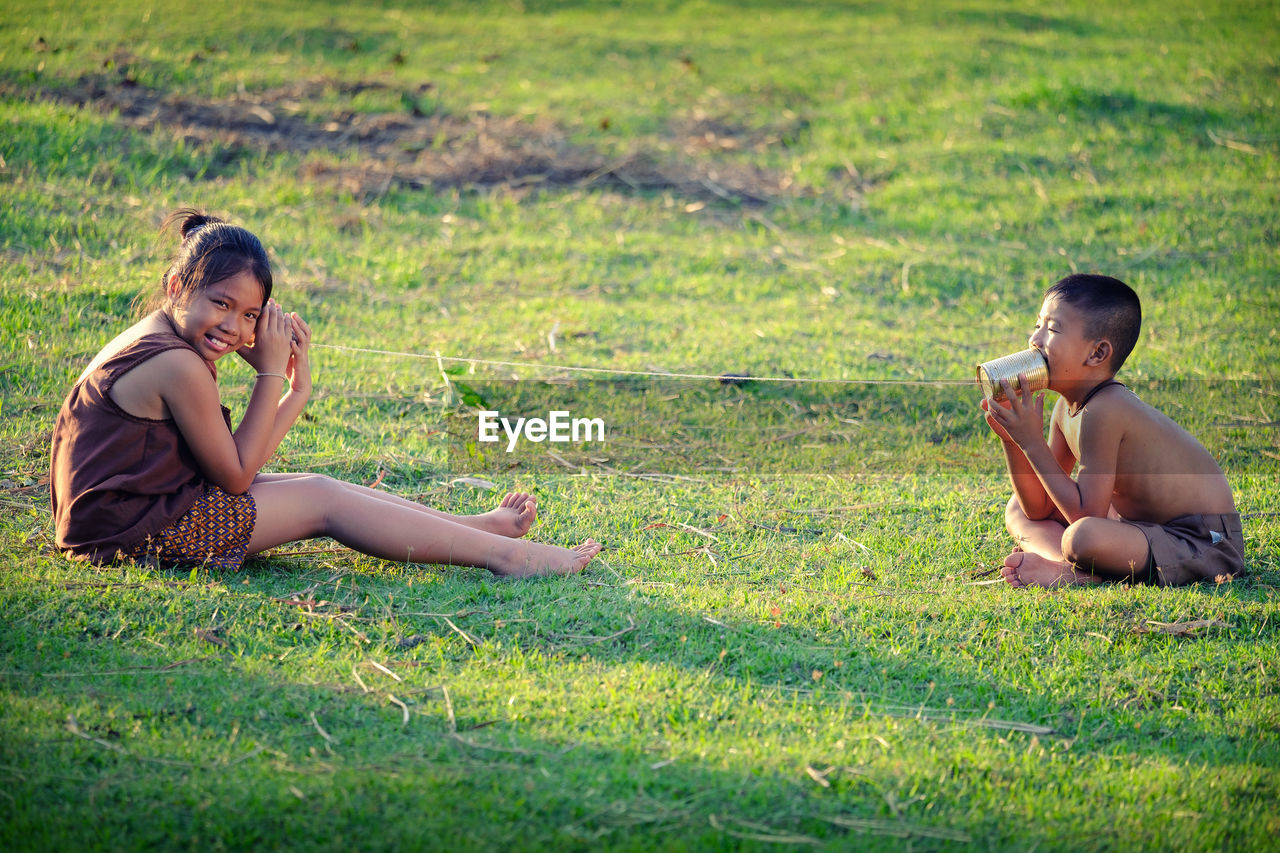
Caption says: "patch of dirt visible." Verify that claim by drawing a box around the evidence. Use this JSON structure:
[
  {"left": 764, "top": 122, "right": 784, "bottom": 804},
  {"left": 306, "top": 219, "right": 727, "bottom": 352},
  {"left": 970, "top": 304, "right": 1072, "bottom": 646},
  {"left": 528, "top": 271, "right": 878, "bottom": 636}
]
[{"left": 28, "top": 72, "right": 858, "bottom": 206}]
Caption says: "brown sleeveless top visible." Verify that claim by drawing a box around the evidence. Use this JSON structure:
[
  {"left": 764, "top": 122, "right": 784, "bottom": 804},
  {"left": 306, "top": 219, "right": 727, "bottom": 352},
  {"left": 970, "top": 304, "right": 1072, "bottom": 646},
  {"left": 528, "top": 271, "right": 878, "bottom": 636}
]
[{"left": 50, "top": 331, "right": 232, "bottom": 564}]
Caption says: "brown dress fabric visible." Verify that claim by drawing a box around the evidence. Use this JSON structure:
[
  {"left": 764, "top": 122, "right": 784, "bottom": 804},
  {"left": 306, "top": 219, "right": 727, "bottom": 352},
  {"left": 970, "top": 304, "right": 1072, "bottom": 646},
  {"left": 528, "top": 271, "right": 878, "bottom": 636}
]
[{"left": 50, "top": 331, "right": 233, "bottom": 564}]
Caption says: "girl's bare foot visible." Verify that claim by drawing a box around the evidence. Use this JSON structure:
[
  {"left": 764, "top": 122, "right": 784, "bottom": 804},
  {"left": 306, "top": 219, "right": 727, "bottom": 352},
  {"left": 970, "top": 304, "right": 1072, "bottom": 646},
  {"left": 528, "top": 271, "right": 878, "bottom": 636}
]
[
  {"left": 476, "top": 492, "right": 539, "bottom": 538},
  {"left": 1001, "top": 549, "right": 1099, "bottom": 588},
  {"left": 490, "top": 538, "right": 601, "bottom": 578}
]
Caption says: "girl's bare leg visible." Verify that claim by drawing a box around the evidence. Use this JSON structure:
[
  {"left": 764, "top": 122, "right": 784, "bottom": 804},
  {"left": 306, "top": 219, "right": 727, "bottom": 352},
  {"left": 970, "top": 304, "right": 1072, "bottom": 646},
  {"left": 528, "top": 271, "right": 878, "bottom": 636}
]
[
  {"left": 252, "top": 473, "right": 537, "bottom": 538},
  {"left": 246, "top": 475, "right": 598, "bottom": 577}
]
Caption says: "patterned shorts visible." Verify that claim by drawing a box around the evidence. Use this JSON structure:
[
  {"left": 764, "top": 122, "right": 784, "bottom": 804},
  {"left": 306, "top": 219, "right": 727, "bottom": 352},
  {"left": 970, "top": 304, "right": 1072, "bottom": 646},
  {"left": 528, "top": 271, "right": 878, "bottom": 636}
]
[{"left": 124, "top": 486, "right": 257, "bottom": 571}]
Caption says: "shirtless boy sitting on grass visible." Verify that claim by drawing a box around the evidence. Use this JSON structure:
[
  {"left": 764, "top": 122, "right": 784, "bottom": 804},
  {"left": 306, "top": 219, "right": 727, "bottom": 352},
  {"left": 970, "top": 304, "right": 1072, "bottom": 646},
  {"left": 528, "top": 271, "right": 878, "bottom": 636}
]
[{"left": 981, "top": 273, "right": 1245, "bottom": 588}]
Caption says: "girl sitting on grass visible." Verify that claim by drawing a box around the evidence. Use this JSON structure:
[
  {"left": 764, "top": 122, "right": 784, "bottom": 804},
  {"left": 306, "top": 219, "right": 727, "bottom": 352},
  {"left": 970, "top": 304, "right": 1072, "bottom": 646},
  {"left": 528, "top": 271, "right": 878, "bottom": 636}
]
[{"left": 51, "top": 208, "right": 600, "bottom": 577}]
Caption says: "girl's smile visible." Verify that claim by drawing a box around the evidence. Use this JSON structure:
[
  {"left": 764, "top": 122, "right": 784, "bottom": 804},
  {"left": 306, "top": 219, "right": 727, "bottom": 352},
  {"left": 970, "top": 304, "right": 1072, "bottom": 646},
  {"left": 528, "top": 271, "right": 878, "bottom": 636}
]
[{"left": 166, "top": 270, "right": 265, "bottom": 362}]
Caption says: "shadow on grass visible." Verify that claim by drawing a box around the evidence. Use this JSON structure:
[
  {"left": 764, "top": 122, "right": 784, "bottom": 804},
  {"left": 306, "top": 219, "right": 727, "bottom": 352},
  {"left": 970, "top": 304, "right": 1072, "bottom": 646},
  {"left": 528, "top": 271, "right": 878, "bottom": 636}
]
[
  {"left": 1, "top": 613, "right": 988, "bottom": 849},
  {"left": 1008, "top": 82, "right": 1228, "bottom": 134},
  {"left": 947, "top": 7, "right": 1100, "bottom": 36},
  {"left": 3, "top": 537, "right": 1276, "bottom": 850}
]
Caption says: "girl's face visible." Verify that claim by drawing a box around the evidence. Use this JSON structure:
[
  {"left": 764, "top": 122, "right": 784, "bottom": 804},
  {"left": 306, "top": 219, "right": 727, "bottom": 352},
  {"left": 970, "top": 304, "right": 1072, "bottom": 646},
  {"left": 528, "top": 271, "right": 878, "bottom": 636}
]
[{"left": 167, "top": 270, "right": 265, "bottom": 362}]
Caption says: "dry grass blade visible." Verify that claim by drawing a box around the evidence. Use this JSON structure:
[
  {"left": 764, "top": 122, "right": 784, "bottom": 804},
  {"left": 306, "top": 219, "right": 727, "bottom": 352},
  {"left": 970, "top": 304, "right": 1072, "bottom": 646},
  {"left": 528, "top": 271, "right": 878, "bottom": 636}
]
[
  {"left": 262, "top": 545, "right": 346, "bottom": 557},
  {"left": 336, "top": 617, "right": 370, "bottom": 643},
  {"left": 790, "top": 502, "right": 888, "bottom": 517},
  {"left": 386, "top": 694, "right": 410, "bottom": 726},
  {"left": 448, "top": 476, "right": 498, "bottom": 490},
  {"left": 1137, "top": 618, "right": 1231, "bottom": 636},
  {"left": 309, "top": 711, "right": 337, "bottom": 746},
  {"left": 642, "top": 520, "right": 719, "bottom": 540},
  {"left": 750, "top": 521, "right": 823, "bottom": 535},
  {"left": 34, "top": 657, "right": 213, "bottom": 678},
  {"left": 555, "top": 616, "right": 637, "bottom": 645},
  {"left": 803, "top": 764, "right": 832, "bottom": 788},
  {"left": 66, "top": 715, "right": 127, "bottom": 755},
  {"left": 439, "top": 616, "right": 480, "bottom": 647},
  {"left": 271, "top": 597, "right": 358, "bottom": 612},
  {"left": 1207, "top": 129, "right": 1263, "bottom": 155},
  {"left": 193, "top": 627, "right": 227, "bottom": 648},
  {"left": 708, "top": 815, "right": 822, "bottom": 845},
  {"left": 66, "top": 716, "right": 198, "bottom": 767},
  {"left": 441, "top": 685, "right": 457, "bottom": 734},
  {"left": 870, "top": 703, "right": 1056, "bottom": 735},
  {"left": 822, "top": 814, "right": 972, "bottom": 842},
  {"left": 365, "top": 660, "right": 402, "bottom": 681},
  {"left": 972, "top": 717, "right": 1056, "bottom": 734},
  {"left": 675, "top": 521, "right": 719, "bottom": 539}
]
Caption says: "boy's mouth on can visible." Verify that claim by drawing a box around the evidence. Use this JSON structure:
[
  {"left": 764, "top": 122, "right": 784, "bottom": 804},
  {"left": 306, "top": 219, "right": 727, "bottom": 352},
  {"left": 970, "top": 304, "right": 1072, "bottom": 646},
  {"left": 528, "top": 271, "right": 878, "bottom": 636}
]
[{"left": 976, "top": 348, "right": 1050, "bottom": 402}]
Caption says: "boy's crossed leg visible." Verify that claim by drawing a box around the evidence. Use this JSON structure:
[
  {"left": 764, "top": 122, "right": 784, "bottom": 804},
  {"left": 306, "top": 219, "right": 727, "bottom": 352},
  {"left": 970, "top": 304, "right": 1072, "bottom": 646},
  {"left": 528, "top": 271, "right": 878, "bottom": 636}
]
[{"left": 1001, "top": 497, "right": 1150, "bottom": 588}]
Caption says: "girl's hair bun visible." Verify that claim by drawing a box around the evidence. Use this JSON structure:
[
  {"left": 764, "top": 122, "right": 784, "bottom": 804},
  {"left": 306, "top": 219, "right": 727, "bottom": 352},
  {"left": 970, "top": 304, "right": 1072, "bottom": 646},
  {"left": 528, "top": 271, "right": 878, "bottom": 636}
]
[
  {"left": 171, "top": 208, "right": 227, "bottom": 241},
  {"left": 146, "top": 208, "right": 273, "bottom": 314}
]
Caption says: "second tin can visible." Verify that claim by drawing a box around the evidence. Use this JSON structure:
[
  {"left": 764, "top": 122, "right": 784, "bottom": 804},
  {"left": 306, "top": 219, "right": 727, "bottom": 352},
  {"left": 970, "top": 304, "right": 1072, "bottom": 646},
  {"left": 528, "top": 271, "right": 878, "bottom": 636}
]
[{"left": 976, "top": 348, "right": 1049, "bottom": 402}]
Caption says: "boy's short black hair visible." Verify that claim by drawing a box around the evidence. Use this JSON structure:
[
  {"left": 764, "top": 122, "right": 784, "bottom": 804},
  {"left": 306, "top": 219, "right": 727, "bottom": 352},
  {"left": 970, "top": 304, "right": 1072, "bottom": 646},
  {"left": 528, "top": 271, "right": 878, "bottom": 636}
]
[{"left": 1046, "top": 273, "right": 1142, "bottom": 372}]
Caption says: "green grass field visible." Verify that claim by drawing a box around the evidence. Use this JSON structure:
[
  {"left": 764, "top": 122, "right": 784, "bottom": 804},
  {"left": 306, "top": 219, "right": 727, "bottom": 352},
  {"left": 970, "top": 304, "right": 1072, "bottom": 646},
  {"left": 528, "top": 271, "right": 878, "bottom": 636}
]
[{"left": 2, "top": 1, "right": 1278, "bottom": 849}]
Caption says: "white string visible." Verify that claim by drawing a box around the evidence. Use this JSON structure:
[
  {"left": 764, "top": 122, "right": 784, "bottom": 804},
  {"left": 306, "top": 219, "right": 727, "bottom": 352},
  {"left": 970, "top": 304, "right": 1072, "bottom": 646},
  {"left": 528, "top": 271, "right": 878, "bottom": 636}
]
[{"left": 312, "top": 342, "right": 971, "bottom": 386}]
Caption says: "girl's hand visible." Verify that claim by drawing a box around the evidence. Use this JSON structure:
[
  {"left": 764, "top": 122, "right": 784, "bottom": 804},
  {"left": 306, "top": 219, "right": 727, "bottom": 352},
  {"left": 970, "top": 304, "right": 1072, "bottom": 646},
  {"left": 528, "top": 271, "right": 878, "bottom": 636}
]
[
  {"left": 984, "top": 373, "right": 1046, "bottom": 449},
  {"left": 239, "top": 299, "right": 292, "bottom": 374},
  {"left": 285, "top": 312, "right": 312, "bottom": 395}
]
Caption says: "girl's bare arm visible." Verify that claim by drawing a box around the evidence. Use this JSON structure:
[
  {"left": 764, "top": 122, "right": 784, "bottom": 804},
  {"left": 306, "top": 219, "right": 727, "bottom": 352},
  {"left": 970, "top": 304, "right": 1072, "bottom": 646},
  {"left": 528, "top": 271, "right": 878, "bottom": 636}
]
[
  {"left": 161, "top": 304, "right": 296, "bottom": 493},
  {"left": 260, "top": 313, "right": 313, "bottom": 453}
]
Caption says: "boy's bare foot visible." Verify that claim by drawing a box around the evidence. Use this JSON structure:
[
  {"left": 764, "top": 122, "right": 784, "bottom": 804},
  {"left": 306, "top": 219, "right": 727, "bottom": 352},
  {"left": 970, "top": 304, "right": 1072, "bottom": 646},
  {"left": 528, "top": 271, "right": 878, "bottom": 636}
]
[
  {"left": 1001, "top": 549, "right": 1100, "bottom": 588},
  {"left": 476, "top": 492, "right": 539, "bottom": 538},
  {"left": 490, "top": 538, "right": 601, "bottom": 578}
]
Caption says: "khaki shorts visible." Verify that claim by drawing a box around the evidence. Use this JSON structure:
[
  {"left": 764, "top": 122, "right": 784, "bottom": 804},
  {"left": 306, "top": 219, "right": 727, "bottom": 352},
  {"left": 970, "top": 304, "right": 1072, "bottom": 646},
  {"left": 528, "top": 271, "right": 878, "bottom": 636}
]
[
  {"left": 124, "top": 486, "right": 256, "bottom": 571},
  {"left": 1125, "top": 512, "right": 1245, "bottom": 587}
]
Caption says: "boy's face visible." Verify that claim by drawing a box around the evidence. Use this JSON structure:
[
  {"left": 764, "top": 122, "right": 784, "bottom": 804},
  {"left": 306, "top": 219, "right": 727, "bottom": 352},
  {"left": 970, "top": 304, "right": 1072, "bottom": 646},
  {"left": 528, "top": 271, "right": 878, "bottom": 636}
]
[{"left": 1028, "top": 295, "right": 1104, "bottom": 389}]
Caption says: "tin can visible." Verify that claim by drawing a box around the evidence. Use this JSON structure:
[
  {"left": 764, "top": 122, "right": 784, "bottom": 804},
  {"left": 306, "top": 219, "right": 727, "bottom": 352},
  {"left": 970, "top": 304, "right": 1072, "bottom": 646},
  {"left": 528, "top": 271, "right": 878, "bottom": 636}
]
[{"left": 976, "top": 348, "right": 1049, "bottom": 402}]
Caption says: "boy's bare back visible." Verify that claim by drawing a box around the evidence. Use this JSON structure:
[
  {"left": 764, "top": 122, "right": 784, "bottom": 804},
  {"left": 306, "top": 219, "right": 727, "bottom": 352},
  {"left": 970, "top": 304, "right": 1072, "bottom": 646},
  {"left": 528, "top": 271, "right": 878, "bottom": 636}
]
[{"left": 1052, "top": 385, "right": 1235, "bottom": 524}]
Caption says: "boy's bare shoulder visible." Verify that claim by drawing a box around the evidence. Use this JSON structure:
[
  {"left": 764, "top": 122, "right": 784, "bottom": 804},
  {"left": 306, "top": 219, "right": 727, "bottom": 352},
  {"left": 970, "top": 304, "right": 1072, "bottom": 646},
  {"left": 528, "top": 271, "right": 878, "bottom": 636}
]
[
  {"left": 1079, "top": 382, "right": 1181, "bottom": 441},
  {"left": 1080, "top": 382, "right": 1144, "bottom": 419},
  {"left": 1062, "top": 382, "right": 1134, "bottom": 435},
  {"left": 1085, "top": 379, "right": 1223, "bottom": 479}
]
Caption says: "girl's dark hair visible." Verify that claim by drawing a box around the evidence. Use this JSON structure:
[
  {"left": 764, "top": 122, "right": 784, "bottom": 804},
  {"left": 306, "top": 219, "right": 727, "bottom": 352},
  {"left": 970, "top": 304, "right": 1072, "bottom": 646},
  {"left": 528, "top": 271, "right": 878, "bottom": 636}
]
[{"left": 142, "top": 208, "right": 272, "bottom": 312}]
